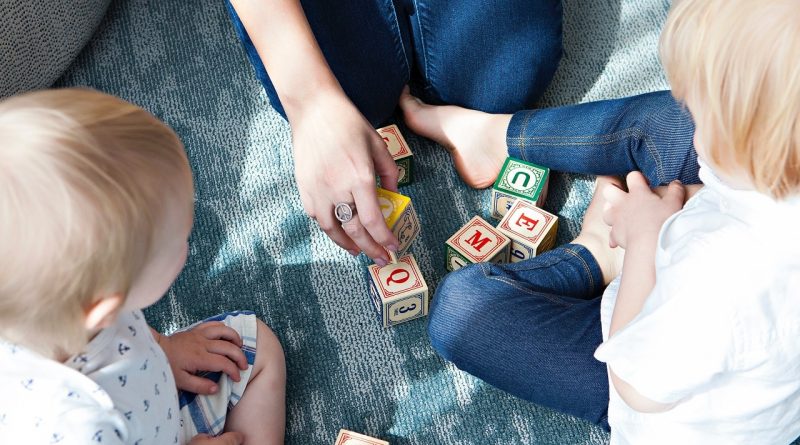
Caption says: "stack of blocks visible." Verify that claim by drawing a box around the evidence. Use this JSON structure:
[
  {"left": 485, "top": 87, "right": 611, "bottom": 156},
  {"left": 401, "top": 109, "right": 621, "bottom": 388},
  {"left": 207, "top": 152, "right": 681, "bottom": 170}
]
[
  {"left": 445, "top": 157, "right": 559, "bottom": 272},
  {"left": 359, "top": 126, "right": 428, "bottom": 329}
]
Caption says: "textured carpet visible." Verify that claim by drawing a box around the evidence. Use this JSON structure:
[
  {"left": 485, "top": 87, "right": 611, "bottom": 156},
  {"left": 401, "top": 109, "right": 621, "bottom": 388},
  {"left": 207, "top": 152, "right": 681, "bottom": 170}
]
[{"left": 56, "top": 0, "right": 670, "bottom": 443}]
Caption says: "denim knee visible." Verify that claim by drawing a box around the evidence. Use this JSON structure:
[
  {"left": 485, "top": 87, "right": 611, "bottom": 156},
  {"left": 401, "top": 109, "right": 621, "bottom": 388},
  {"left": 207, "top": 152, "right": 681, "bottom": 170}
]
[{"left": 427, "top": 264, "right": 492, "bottom": 363}]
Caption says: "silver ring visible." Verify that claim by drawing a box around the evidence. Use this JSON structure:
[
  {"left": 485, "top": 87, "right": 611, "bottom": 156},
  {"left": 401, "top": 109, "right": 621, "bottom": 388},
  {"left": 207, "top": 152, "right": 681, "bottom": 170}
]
[{"left": 334, "top": 202, "right": 356, "bottom": 223}]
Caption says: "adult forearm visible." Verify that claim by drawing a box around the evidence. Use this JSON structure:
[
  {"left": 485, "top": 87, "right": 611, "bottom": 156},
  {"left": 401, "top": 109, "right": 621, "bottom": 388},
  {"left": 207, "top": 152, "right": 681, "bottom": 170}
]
[{"left": 229, "top": 0, "right": 344, "bottom": 120}]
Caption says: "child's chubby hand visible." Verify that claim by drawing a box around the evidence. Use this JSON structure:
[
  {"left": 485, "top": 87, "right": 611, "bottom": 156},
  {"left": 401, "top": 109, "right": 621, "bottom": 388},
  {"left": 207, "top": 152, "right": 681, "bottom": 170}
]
[
  {"left": 602, "top": 171, "right": 686, "bottom": 250},
  {"left": 188, "top": 432, "right": 244, "bottom": 445},
  {"left": 153, "top": 321, "right": 249, "bottom": 395}
]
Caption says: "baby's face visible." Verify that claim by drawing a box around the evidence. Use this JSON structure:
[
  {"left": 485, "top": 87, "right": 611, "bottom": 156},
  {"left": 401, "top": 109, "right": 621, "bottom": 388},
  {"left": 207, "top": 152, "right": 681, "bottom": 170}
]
[{"left": 125, "top": 189, "right": 194, "bottom": 311}]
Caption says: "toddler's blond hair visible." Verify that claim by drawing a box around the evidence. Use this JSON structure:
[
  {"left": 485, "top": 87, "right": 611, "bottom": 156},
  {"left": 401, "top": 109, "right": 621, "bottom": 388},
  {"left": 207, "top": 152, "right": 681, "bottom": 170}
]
[
  {"left": 660, "top": 0, "right": 800, "bottom": 199},
  {"left": 0, "top": 88, "right": 192, "bottom": 358}
]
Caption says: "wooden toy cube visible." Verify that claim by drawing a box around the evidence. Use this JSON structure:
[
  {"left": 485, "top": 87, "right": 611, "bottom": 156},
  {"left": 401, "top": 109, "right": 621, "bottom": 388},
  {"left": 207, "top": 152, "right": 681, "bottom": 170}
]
[
  {"left": 496, "top": 199, "right": 559, "bottom": 263},
  {"left": 367, "top": 254, "right": 429, "bottom": 328},
  {"left": 377, "top": 187, "right": 420, "bottom": 254},
  {"left": 335, "top": 429, "right": 390, "bottom": 445},
  {"left": 444, "top": 216, "right": 510, "bottom": 272},
  {"left": 378, "top": 124, "right": 414, "bottom": 186},
  {"left": 490, "top": 157, "right": 550, "bottom": 219}
]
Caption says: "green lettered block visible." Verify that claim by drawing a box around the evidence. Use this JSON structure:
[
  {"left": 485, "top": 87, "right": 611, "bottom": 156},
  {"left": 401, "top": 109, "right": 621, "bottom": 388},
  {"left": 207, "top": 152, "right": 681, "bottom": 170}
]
[{"left": 490, "top": 157, "right": 549, "bottom": 219}]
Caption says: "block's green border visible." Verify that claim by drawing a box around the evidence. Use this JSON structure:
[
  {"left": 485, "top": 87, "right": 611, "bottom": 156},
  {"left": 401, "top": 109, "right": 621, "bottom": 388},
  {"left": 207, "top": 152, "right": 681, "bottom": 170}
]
[
  {"left": 396, "top": 157, "right": 413, "bottom": 186},
  {"left": 492, "top": 157, "right": 550, "bottom": 201},
  {"left": 445, "top": 245, "right": 471, "bottom": 272}
]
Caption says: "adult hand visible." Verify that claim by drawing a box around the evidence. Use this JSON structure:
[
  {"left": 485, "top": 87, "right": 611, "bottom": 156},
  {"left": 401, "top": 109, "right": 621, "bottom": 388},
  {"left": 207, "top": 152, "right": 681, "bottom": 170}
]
[
  {"left": 154, "top": 322, "right": 248, "bottom": 394},
  {"left": 602, "top": 172, "right": 686, "bottom": 250},
  {"left": 290, "top": 91, "right": 400, "bottom": 265},
  {"left": 188, "top": 432, "right": 245, "bottom": 445}
]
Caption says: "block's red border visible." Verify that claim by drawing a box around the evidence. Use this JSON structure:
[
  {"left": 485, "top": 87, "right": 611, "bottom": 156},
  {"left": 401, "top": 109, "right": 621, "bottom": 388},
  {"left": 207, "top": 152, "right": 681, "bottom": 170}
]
[
  {"left": 379, "top": 125, "right": 411, "bottom": 158},
  {"left": 498, "top": 201, "right": 556, "bottom": 244},
  {"left": 447, "top": 217, "right": 507, "bottom": 262},
  {"left": 369, "top": 256, "right": 424, "bottom": 298}
]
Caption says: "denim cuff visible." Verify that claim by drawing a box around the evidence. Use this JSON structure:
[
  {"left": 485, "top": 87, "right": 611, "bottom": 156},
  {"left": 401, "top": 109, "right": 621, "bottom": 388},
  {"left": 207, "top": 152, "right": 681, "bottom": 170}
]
[{"left": 505, "top": 109, "right": 539, "bottom": 161}]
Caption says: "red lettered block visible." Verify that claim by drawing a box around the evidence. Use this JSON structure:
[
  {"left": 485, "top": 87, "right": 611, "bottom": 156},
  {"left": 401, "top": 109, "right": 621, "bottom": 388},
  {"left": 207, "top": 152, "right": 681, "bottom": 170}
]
[
  {"left": 496, "top": 199, "right": 558, "bottom": 263},
  {"left": 335, "top": 429, "right": 390, "bottom": 445},
  {"left": 367, "top": 254, "right": 429, "bottom": 328},
  {"left": 444, "top": 216, "right": 510, "bottom": 272}
]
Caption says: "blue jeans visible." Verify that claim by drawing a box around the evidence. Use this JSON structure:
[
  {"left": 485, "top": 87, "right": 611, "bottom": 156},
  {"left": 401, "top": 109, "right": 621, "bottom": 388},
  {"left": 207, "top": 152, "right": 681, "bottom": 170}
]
[
  {"left": 428, "top": 244, "right": 611, "bottom": 430},
  {"left": 507, "top": 90, "right": 700, "bottom": 186},
  {"left": 226, "top": 0, "right": 564, "bottom": 125}
]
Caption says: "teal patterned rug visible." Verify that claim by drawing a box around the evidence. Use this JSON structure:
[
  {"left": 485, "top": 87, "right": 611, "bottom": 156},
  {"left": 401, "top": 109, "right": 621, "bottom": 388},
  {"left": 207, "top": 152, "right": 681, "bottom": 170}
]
[{"left": 57, "top": 0, "right": 673, "bottom": 443}]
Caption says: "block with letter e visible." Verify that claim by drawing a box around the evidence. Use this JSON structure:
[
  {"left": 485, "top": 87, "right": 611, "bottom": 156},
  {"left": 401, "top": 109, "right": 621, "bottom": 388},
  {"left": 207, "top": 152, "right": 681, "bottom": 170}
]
[
  {"left": 496, "top": 199, "right": 558, "bottom": 263},
  {"left": 378, "top": 124, "right": 414, "bottom": 186},
  {"left": 367, "top": 254, "right": 429, "bottom": 328},
  {"left": 490, "top": 157, "right": 550, "bottom": 219},
  {"left": 335, "top": 429, "right": 390, "bottom": 445},
  {"left": 377, "top": 187, "right": 420, "bottom": 254},
  {"left": 444, "top": 216, "right": 510, "bottom": 272}
]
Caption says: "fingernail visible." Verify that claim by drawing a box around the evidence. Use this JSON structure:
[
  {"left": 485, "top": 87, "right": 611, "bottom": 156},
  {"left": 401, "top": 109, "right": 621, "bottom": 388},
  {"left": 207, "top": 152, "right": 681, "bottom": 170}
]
[
  {"left": 374, "top": 257, "right": 388, "bottom": 267},
  {"left": 672, "top": 179, "right": 682, "bottom": 184},
  {"left": 387, "top": 244, "right": 399, "bottom": 253},
  {"left": 210, "top": 385, "right": 218, "bottom": 393},
  {"left": 348, "top": 249, "right": 359, "bottom": 257}
]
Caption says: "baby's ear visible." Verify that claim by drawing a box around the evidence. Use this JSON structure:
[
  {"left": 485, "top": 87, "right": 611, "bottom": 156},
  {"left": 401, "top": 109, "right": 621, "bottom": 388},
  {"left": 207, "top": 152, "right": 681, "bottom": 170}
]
[{"left": 84, "top": 294, "right": 125, "bottom": 331}]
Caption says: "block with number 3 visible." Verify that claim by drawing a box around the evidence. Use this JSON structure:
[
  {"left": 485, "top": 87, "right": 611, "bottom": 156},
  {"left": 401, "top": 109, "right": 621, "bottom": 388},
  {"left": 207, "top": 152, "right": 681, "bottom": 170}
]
[
  {"left": 367, "top": 254, "right": 429, "bottom": 328},
  {"left": 496, "top": 199, "right": 558, "bottom": 263},
  {"left": 335, "top": 429, "right": 390, "bottom": 445},
  {"left": 444, "top": 216, "right": 510, "bottom": 272},
  {"left": 491, "top": 157, "right": 550, "bottom": 219},
  {"left": 378, "top": 124, "right": 413, "bottom": 186},
  {"left": 377, "top": 187, "right": 420, "bottom": 255}
]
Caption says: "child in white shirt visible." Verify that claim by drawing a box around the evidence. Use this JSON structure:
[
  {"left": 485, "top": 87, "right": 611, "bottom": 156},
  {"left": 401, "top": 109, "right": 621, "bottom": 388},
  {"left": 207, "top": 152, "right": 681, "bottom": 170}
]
[
  {"left": 0, "top": 89, "right": 286, "bottom": 445},
  {"left": 405, "top": 0, "right": 800, "bottom": 443}
]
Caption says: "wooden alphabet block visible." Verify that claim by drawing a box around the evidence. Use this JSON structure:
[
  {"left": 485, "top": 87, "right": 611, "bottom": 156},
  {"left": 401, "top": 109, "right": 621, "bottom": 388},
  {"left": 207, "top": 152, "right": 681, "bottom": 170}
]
[
  {"left": 496, "top": 199, "right": 558, "bottom": 263},
  {"left": 367, "top": 254, "right": 429, "bottom": 328},
  {"left": 377, "top": 187, "right": 420, "bottom": 254},
  {"left": 444, "top": 216, "right": 510, "bottom": 272},
  {"left": 490, "top": 157, "right": 550, "bottom": 219},
  {"left": 378, "top": 124, "right": 414, "bottom": 186},
  {"left": 335, "top": 429, "right": 390, "bottom": 445}
]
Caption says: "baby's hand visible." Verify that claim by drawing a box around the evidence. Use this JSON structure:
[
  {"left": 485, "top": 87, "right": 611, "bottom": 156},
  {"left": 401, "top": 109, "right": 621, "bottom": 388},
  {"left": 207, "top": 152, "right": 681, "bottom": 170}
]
[
  {"left": 602, "top": 171, "right": 686, "bottom": 250},
  {"left": 155, "top": 321, "right": 248, "bottom": 394},
  {"left": 188, "top": 432, "right": 244, "bottom": 445}
]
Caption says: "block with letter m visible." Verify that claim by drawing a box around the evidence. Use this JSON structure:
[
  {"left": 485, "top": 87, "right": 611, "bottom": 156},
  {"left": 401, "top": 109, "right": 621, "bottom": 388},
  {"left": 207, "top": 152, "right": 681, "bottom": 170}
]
[{"left": 444, "top": 216, "right": 510, "bottom": 272}]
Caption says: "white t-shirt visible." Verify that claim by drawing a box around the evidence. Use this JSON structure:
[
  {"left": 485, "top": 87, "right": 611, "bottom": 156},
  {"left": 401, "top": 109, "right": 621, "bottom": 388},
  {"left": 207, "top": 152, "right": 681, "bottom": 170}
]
[
  {"left": 0, "top": 310, "right": 182, "bottom": 445},
  {"left": 595, "top": 162, "right": 800, "bottom": 444}
]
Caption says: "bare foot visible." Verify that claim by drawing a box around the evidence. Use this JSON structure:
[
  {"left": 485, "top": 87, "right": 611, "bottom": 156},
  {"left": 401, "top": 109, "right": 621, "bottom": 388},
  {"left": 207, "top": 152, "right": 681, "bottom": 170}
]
[
  {"left": 573, "top": 176, "right": 626, "bottom": 285},
  {"left": 398, "top": 87, "right": 511, "bottom": 189}
]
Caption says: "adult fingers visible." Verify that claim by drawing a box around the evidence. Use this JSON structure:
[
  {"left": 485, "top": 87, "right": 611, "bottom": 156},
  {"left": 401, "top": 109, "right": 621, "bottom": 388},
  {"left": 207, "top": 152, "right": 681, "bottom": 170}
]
[
  {"left": 207, "top": 339, "right": 248, "bottom": 370},
  {"left": 371, "top": 134, "right": 400, "bottom": 193},
  {"left": 340, "top": 216, "right": 390, "bottom": 265},
  {"left": 352, "top": 185, "right": 399, "bottom": 253},
  {"left": 315, "top": 202, "right": 360, "bottom": 254}
]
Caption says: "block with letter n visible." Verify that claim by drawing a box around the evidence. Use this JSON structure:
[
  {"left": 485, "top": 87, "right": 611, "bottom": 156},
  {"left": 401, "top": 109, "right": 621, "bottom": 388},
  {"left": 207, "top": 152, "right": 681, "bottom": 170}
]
[
  {"left": 444, "top": 216, "right": 510, "bottom": 272},
  {"left": 367, "top": 254, "right": 429, "bottom": 328},
  {"left": 490, "top": 157, "right": 550, "bottom": 219},
  {"left": 335, "top": 429, "right": 390, "bottom": 445},
  {"left": 377, "top": 187, "right": 420, "bottom": 255},
  {"left": 496, "top": 199, "right": 558, "bottom": 263},
  {"left": 378, "top": 124, "right": 414, "bottom": 186}
]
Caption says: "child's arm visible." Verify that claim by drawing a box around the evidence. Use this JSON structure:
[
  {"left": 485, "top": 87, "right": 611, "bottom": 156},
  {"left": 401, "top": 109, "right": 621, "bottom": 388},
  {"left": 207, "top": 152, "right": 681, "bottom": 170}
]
[
  {"left": 150, "top": 323, "right": 248, "bottom": 395},
  {"left": 602, "top": 172, "right": 686, "bottom": 412}
]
